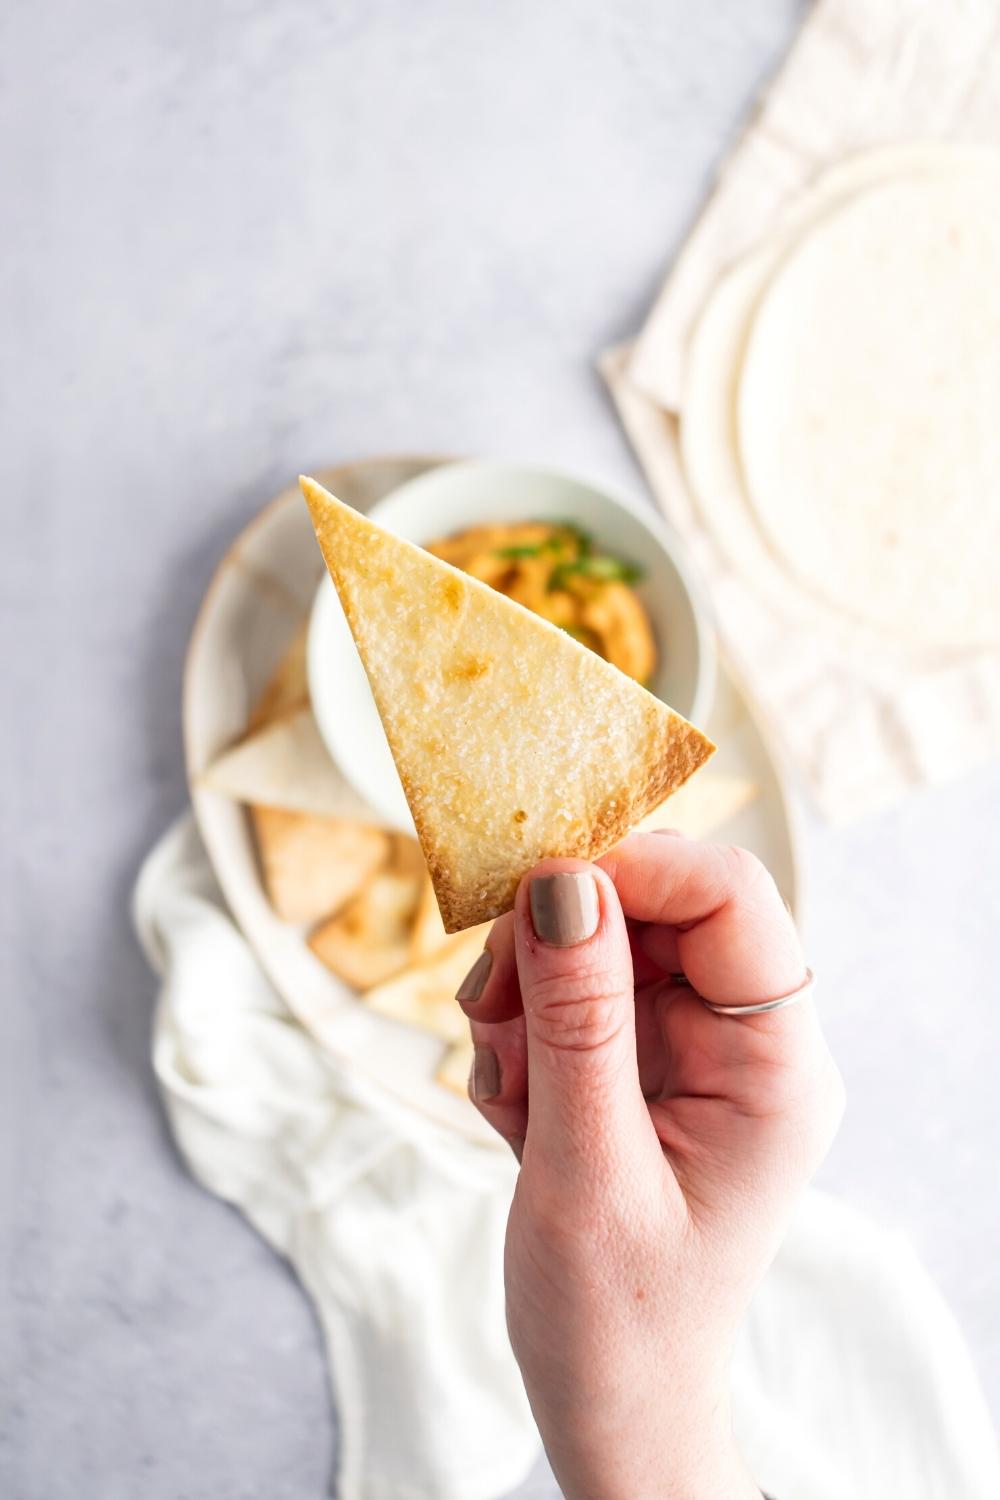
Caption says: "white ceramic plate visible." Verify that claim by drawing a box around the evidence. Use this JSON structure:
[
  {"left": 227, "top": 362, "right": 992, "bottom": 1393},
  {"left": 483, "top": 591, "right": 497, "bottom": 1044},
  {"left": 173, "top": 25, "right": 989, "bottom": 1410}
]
[
  {"left": 184, "top": 456, "right": 802, "bottom": 1141},
  {"left": 308, "top": 460, "right": 717, "bottom": 830}
]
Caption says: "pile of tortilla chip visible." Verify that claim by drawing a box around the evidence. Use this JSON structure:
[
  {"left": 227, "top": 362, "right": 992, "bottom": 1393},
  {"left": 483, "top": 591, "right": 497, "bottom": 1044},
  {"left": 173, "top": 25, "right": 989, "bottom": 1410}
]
[{"left": 199, "top": 624, "right": 490, "bottom": 1094}]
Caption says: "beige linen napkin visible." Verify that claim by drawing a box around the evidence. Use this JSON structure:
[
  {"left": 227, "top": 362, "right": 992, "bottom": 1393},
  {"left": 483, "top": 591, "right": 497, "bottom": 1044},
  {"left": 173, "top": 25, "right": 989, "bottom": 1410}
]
[{"left": 606, "top": 0, "right": 1000, "bottom": 820}]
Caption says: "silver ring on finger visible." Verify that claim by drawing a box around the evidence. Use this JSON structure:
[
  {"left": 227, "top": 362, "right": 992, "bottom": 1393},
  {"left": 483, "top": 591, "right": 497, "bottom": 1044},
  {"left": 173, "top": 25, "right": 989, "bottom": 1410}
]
[{"left": 669, "top": 968, "right": 816, "bottom": 1017}]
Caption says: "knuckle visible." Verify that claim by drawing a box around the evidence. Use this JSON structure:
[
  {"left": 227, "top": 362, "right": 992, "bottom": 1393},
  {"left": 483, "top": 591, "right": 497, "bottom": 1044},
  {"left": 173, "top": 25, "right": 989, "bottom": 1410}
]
[
  {"left": 666, "top": 844, "right": 778, "bottom": 926},
  {"left": 721, "top": 843, "right": 775, "bottom": 900},
  {"left": 526, "top": 965, "right": 627, "bottom": 1054}
]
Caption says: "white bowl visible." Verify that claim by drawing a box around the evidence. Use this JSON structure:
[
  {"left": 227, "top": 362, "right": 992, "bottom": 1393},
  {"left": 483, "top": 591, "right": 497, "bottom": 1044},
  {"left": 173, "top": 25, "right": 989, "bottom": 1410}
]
[{"left": 308, "top": 460, "right": 716, "bottom": 831}]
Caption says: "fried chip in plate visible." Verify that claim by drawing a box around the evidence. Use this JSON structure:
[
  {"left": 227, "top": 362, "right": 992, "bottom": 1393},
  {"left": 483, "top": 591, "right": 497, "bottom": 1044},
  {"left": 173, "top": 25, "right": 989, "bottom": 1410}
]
[
  {"left": 363, "top": 924, "right": 489, "bottom": 1044},
  {"left": 200, "top": 707, "right": 379, "bottom": 822},
  {"left": 247, "top": 621, "right": 310, "bottom": 731},
  {"left": 251, "top": 805, "right": 387, "bottom": 925},
  {"left": 309, "top": 837, "right": 424, "bottom": 989}
]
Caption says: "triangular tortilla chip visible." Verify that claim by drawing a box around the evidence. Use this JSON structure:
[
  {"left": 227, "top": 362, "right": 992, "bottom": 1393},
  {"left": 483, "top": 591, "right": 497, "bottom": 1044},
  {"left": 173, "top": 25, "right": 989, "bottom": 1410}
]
[
  {"left": 248, "top": 621, "right": 309, "bottom": 731},
  {"left": 309, "top": 836, "right": 424, "bottom": 989},
  {"left": 252, "top": 805, "right": 388, "bottom": 924},
  {"left": 363, "top": 925, "right": 489, "bottom": 1044},
  {"left": 301, "top": 476, "right": 715, "bottom": 931},
  {"left": 199, "top": 706, "right": 381, "bottom": 822},
  {"left": 636, "top": 771, "right": 757, "bottom": 839}
]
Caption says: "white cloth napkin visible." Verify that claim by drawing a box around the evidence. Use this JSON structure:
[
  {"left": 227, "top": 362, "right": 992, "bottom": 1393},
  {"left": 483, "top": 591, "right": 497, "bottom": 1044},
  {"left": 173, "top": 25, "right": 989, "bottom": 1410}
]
[
  {"left": 134, "top": 817, "right": 538, "bottom": 1500},
  {"left": 134, "top": 817, "right": 1000, "bottom": 1500},
  {"left": 607, "top": 0, "right": 1000, "bottom": 821}
]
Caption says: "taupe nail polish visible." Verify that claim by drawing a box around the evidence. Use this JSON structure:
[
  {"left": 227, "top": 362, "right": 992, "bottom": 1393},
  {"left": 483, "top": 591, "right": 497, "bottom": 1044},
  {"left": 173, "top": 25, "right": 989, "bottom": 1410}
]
[
  {"left": 529, "top": 872, "right": 600, "bottom": 946},
  {"left": 472, "top": 1045, "right": 501, "bottom": 1102},
  {"left": 456, "top": 949, "right": 492, "bottom": 1004}
]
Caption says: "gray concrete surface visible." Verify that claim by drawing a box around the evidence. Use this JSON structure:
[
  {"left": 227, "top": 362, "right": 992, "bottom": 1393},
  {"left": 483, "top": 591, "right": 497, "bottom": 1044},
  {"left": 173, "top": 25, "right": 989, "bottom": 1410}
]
[{"left": 3, "top": 1, "right": 998, "bottom": 1495}]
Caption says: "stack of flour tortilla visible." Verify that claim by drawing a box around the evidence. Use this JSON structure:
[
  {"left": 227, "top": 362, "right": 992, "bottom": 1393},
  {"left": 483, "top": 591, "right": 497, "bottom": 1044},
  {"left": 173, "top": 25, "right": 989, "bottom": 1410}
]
[{"left": 604, "top": 0, "right": 1000, "bottom": 819}]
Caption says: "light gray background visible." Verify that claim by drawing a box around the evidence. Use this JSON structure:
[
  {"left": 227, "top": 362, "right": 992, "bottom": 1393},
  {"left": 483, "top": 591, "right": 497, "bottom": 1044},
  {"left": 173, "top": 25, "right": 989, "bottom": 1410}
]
[{"left": 3, "top": 1, "right": 998, "bottom": 1495}]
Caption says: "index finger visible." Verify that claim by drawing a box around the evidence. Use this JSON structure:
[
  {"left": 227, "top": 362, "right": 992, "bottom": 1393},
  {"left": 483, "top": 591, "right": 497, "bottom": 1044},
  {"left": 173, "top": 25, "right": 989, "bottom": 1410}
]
[{"left": 597, "top": 832, "right": 805, "bottom": 1008}]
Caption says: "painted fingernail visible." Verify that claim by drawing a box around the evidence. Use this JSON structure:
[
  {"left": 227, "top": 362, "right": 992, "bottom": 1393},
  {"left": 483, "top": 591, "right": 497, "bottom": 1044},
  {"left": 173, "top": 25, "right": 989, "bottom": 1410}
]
[
  {"left": 529, "top": 872, "right": 599, "bottom": 947},
  {"left": 471, "top": 1045, "right": 501, "bottom": 1102},
  {"left": 507, "top": 1135, "right": 525, "bottom": 1164},
  {"left": 456, "top": 949, "right": 492, "bottom": 1003}
]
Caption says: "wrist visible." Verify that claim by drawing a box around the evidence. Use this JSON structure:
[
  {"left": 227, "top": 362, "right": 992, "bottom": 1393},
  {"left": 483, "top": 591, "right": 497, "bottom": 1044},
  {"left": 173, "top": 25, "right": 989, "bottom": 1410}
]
[
  {"left": 554, "top": 1444, "right": 759, "bottom": 1500},
  {"left": 538, "top": 1397, "right": 757, "bottom": 1500}
]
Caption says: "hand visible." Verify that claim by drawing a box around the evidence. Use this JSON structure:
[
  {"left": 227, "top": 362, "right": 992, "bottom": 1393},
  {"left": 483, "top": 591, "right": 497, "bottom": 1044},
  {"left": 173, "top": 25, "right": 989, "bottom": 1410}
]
[{"left": 456, "top": 833, "right": 845, "bottom": 1500}]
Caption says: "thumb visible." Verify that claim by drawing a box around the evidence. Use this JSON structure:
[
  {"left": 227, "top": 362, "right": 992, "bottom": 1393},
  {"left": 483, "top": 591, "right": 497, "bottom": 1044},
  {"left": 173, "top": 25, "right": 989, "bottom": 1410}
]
[{"left": 514, "top": 860, "right": 652, "bottom": 1177}]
